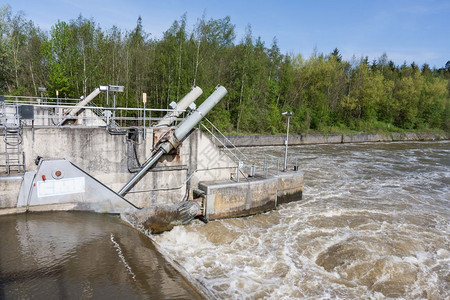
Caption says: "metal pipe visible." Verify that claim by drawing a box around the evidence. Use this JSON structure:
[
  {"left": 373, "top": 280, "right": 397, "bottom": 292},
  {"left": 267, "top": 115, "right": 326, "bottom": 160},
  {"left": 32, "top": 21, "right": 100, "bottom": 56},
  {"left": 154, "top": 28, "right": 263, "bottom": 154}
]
[
  {"left": 118, "top": 148, "right": 165, "bottom": 196},
  {"left": 68, "top": 88, "right": 101, "bottom": 117},
  {"left": 156, "top": 86, "right": 203, "bottom": 127},
  {"left": 57, "top": 88, "right": 101, "bottom": 126},
  {"left": 118, "top": 85, "right": 227, "bottom": 197},
  {"left": 282, "top": 112, "right": 292, "bottom": 171},
  {"left": 112, "top": 92, "right": 116, "bottom": 120},
  {"left": 143, "top": 102, "right": 146, "bottom": 138},
  {"left": 174, "top": 85, "right": 226, "bottom": 142},
  {"left": 284, "top": 115, "right": 289, "bottom": 171}
]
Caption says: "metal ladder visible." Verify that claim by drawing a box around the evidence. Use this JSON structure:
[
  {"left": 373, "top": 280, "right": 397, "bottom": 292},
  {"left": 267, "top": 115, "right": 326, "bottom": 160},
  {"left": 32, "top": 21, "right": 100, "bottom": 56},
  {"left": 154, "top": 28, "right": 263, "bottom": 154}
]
[{"left": 1, "top": 104, "right": 25, "bottom": 174}]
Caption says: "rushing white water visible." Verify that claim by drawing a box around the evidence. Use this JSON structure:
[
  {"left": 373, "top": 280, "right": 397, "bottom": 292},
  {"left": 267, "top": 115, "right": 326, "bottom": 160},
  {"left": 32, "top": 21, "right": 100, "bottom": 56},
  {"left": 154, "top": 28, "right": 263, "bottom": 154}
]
[{"left": 154, "top": 141, "right": 450, "bottom": 299}]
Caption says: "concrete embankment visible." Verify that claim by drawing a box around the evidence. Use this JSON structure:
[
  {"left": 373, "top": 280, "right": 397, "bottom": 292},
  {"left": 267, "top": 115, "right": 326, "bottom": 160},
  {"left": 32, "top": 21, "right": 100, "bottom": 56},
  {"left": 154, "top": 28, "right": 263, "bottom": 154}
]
[
  {"left": 1, "top": 127, "right": 304, "bottom": 221},
  {"left": 216, "top": 132, "right": 449, "bottom": 147}
]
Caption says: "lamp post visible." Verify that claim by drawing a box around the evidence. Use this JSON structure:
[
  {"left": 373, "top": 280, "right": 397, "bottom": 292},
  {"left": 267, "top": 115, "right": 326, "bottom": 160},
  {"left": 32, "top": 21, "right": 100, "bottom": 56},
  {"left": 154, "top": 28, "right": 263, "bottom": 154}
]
[
  {"left": 38, "top": 87, "right": 46, "bottom": 104},
  {"left": 282, "top": 111, "right": 293, "bottom": 171},
  {"left": 108, "top": 85, "right": 124, "bottom": 123}
]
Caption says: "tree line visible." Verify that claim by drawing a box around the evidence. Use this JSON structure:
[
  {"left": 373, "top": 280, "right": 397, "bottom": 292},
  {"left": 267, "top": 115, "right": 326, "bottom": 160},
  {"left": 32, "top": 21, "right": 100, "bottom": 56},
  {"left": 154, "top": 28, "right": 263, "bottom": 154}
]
[{"left": 1, "top": 5, "right": 449, "bottom": 133}]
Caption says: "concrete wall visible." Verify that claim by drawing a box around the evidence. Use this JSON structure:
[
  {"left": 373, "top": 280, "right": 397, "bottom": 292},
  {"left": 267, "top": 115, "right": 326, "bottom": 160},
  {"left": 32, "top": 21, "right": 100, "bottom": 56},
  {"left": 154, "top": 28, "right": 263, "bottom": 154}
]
[
  {"left": 1, "top": 127, "right": 237, "bottom": 211},
  {"left": 200, "top": 177, "right": 278, "bottom": 220},
  {"left": 216, "top": 132, "right": 449, "bottom": 147},
  {"left": 277, "top": 172, "right": 304, "bottom": 205},
  {"left": 189, "top": 130, "right": 238, "bottom": 189},
  {"left": 199, "top": 171, "right": 304, "bottom": 220},
  {"left": 1, "top": 126, "right": 306, "bottom": 219},
  {"left": 0, "top": 177, "right": 22, "bottom": 209}
]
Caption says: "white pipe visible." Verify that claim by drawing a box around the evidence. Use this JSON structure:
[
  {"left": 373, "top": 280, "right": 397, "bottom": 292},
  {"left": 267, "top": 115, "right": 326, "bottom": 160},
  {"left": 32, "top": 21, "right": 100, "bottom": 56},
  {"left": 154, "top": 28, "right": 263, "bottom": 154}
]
[
  {"left": 118, "top": 85, "right": 227, "bottom": 197},
  {"left": 156, "top": 86, "right": 203, "bottom": 127},
  {"left": 174, "top": 86, "right": 227, "bottom": 142},
  {"left": 67, "top": 88, "right": 101, "bottom": 117}
]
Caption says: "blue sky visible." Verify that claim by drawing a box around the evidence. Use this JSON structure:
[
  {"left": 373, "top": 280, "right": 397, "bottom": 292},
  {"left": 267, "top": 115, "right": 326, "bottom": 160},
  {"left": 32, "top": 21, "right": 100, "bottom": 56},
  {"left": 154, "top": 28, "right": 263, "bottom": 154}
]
[{"left": 4, "top": 0, "right": 450, "bottom": 68}]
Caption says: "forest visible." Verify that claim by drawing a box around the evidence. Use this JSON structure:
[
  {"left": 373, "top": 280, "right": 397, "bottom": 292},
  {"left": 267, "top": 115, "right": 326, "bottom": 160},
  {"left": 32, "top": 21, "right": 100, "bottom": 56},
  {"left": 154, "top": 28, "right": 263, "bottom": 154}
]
[{"left": 1, "top": 5, "right": 449, "bottom": 134}]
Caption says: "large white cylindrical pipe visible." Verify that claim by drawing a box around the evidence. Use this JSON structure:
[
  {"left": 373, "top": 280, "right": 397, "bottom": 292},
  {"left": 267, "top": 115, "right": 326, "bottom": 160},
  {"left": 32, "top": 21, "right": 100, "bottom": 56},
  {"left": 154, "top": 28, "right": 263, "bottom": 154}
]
[
  {"left": 118, "top": 85, "right": 227, "bottom": 197},
  {"left": 174, "top": 85, "right": 227, "bottom": 141},
  {"left": 57, "top": 87, "right": 102, "bottom": 126},
  {"left": 69, "top": 88, "right": 100, "bottom": 117},
  {"left": 68, "top": 88, "right": 101, "bottom": 116},
  {"left": 156, "top": 86, "right": 203, "bottom": 127}
]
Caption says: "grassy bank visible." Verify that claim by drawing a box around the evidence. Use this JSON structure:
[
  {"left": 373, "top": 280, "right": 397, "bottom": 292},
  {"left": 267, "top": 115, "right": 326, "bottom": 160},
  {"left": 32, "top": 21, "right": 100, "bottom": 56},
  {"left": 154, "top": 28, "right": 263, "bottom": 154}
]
[
  {"left": 214, "top": 130, "right": 449, "bottom": 148},
  {"left": 223, "top": 121, "right": 448, "bottom": 137}
]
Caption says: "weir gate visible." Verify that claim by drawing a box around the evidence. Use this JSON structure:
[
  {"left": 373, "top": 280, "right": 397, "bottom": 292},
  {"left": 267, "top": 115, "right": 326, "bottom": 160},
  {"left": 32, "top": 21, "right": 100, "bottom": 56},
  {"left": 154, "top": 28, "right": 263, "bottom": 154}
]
[{"left": 0, "top": 86, "right": 303, "bottom": 228}]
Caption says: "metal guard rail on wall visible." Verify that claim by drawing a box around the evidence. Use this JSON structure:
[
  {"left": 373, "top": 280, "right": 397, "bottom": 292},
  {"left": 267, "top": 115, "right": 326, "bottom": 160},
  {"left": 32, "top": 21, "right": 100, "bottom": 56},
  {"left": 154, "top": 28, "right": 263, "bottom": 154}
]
[{"left": 1, "top": 95, "right": 188, "bottom": 129}]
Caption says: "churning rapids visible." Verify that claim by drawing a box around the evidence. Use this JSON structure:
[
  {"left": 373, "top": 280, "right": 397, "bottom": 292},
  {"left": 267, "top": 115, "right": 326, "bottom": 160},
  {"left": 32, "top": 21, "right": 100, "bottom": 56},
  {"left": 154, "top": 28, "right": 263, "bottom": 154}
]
[{"left": 154, "top": 141, "right": 450, "bottom": 299}]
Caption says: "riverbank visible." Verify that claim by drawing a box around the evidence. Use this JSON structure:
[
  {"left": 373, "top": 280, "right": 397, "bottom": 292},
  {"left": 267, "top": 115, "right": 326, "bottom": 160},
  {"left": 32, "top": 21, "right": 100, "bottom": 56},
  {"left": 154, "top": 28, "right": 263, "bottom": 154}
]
[{"left": 216, "top": 132, "right": 449, "bottom": 147}]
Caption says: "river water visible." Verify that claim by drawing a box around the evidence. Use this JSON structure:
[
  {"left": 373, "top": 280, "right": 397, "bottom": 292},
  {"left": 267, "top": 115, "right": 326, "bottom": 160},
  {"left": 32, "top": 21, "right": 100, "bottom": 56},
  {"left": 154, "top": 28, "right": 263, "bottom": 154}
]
[
  {"left": 0, "top": 212, "right": 203, "bottom": 299},
  {"left": 153, "top": 141, "right": 450, "bottom": 299},
  {"left": 1, "top": 142, "right": 448, "bottom": 299}
]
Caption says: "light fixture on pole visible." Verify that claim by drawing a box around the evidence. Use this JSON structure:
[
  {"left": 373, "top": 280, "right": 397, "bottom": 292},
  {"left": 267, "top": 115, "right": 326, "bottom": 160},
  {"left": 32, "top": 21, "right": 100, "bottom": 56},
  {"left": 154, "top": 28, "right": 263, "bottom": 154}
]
[
  {"left": 107, "top": 85, "right": 124, "bottom": 126},
  {"left": 282, "top": 111, "right": 293, "bottom": 171},
  {"left": 38, "top": 87, "right": 46, "bottom": 95},
  {"left": 38, "top": 87, "right": 46, "bottom": 104}
]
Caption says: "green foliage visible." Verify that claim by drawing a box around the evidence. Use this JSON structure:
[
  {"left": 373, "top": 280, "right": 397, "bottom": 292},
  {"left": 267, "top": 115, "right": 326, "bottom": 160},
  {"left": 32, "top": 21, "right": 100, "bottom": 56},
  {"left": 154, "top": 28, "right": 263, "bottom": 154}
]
[
  {"left": 0, "top": 6, "right": 449, "bottom": 134},
  {"left": 44, "top": 20, "right": 77, "bottom": 97}
]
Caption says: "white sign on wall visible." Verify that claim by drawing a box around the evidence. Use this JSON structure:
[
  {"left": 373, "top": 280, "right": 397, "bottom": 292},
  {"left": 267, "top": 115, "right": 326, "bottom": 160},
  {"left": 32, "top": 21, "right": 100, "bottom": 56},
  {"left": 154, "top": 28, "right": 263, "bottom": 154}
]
[{"left": 37, "top": 177, "right": 85, "bottom": 198}]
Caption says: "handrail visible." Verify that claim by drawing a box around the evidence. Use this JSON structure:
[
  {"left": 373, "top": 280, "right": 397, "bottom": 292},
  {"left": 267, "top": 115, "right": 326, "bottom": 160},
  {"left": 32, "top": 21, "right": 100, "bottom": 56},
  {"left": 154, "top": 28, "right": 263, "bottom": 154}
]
[
  {"left": 2, "top": 102, "right": 173, "bottom": 113},
  {"left": 202, "top": 117, "right": 250, "bottom": 162},
  {"left": 200, "top": 122, "right": 241, "bottom": 163},
  {"left": 199, "top": 122, "right": 249, "bottom": 182},
  {"left": 0, "top": 102, "right": 186, "bottom": 129},
  {"left": 200, "top": 120, "right": 299, "bottom": 178}
]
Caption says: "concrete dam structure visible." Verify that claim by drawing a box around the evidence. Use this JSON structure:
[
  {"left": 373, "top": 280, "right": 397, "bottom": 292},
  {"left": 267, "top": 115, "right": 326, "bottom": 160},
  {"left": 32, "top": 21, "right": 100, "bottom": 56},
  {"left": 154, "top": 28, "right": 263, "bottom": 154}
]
[{"left": 0, "top": 86, "right": 303, "bottom": 229}]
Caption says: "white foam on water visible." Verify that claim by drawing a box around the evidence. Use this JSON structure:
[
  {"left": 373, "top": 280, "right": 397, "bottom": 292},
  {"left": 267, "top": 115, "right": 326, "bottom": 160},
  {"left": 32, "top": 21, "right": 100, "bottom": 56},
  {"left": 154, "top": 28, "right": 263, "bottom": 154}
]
[
  {"left": 110, "top": 233, "right": 136, "bottom": 281},
  {"left": 155, "top": 142, "right": 450, "bottom": 299}
]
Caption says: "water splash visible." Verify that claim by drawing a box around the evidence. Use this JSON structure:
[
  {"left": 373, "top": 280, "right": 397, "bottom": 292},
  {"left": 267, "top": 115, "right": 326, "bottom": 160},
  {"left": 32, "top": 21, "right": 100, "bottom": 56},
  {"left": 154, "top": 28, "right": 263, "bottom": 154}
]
[
  {"left": 110, "top": 233, "right": 136, "bottom": 281},
  {"left": 154, "top": 142, "right": 450, "bottom": 299}
]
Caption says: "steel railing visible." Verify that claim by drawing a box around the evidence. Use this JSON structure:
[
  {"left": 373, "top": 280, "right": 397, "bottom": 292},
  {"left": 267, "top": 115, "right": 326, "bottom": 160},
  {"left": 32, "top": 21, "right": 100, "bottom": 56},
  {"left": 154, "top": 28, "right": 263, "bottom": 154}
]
[{"left": 1, "top": 95, "right": 187, "bottom": 129}]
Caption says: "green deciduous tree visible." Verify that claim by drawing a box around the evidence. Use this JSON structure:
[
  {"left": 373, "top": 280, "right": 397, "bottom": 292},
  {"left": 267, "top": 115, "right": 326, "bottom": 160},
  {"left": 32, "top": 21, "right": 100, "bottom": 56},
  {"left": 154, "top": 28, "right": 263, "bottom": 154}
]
[
  {"left": 1, "top": 7, "right": 448, "bottom": 133},
  {"left": 44, "top": 20, "right": 76, "bottom": 97}
]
